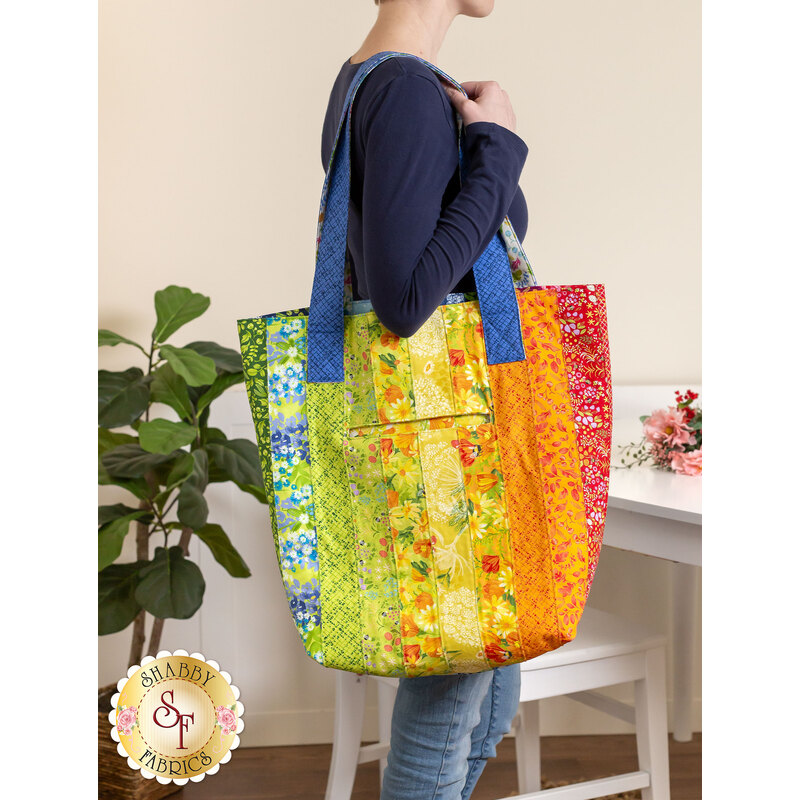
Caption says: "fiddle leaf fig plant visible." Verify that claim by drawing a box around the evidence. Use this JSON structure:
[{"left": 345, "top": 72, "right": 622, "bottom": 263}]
[{"left": 98, "top": 286, "right": 263, "bottom": 667}]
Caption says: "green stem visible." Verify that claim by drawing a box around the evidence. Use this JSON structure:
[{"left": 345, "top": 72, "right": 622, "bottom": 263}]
[
  {"left": 146, "top": 616, "right": 165, "bottom": 658},
  {"left": 145, "top": 338, "right": 155, "bottom": 423},
  {"left": 162, "top": 495, "right": 179, "bottom": 518},
  {"left": 146, "top": 492, "right": 173, "bottom": 535},
  {"left": 128, "top": 496, "right": 151, "bottom": 668}
]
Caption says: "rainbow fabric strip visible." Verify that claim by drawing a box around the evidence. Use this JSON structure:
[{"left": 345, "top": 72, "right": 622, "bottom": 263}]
[{"left": 238, "top": 282, "right": 612, "bottom": 676}]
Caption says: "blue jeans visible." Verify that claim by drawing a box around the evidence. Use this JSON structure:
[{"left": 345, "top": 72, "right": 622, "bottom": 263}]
[{"left": 380, "top": 663, "right": 521, "bottom": 800}]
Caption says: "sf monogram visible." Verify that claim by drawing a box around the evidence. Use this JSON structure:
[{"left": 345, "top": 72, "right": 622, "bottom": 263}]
[
  {"left": 112, "top": 652, "right": 243, "bottom": 782},
  {"left": 153, "top": 689, "right": 195, "bottom": 750}
]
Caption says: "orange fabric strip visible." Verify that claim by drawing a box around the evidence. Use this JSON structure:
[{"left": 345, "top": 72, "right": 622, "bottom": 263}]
[
  {"left": 519, "top": 289, "right": 589, "bottom": 643},
  {"left": 487, "top": 357, "right": 561, "bottom": 660}
]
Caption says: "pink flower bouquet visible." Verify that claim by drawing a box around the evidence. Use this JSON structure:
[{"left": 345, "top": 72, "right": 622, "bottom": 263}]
[{"left": 616, "top": 389, "right": 702, "bottom": 476}]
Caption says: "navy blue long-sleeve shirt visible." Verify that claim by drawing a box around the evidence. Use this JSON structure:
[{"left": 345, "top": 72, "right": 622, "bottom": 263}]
[{"left": 321, "top": 56, "right": 529, "bottom": 338}]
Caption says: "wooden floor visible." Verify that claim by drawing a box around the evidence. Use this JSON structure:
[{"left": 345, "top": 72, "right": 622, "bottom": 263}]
[{"left": 183, "top": 734, "right": 701, "bottom": 800}]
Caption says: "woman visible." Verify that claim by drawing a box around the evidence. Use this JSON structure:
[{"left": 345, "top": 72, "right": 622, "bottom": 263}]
[{"left": 320, "top": 2, "right": 529, "bottom": 798}]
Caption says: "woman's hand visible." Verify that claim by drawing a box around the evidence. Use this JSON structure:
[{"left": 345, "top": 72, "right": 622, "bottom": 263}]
[{"left": 441, "top": 80, "right": 517, "bottom": 132}]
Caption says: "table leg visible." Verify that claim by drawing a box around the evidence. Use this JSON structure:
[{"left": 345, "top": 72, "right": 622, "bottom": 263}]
[{"left": 671, "top": 562, "right": 700, "bottom": 742}]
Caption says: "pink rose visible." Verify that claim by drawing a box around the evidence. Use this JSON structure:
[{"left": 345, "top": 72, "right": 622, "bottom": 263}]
[
  {"left": 216, "top": 705, "right": 237, "bottom": 735},
  {"left": 117, "top": 706, "right": 138, "bottom": 735},
  {"left": 670, "top": 448, "right": 702, "bottom": 476},
  {"left": 643, "top": 406, "right": 694, "bottom": 448}
]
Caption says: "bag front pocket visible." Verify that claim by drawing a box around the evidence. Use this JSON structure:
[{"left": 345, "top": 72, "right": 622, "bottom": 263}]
[{"left": 344, "top": 300, "right": 494, "bottom": 431}]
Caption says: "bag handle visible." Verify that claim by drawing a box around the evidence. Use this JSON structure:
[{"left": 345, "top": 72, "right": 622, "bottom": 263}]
[{"left": 308, "top": 51, "right": 527, "bottom": 384}]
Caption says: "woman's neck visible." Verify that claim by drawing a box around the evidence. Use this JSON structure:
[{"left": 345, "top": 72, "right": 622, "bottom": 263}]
[{"left": 349, "top": 1, "right": 457, "bottom": 66}]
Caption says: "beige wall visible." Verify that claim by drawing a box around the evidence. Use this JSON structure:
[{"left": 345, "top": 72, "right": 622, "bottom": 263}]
[
  {"left": 99, "top": 0, "right": 700, "bottom": 380},
  {"left": 99, "top": 0, "right": 701, "bottom": 742}
]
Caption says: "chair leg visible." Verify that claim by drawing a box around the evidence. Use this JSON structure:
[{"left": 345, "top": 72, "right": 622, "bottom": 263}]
[
  {"left": 324, "top": 672, "right": 367, "bottom": 800},
  {"left": 635, "top": 646, "right": 671, "bottom": 800},
  {"left": 377, "top": 680, "right": 398, "bottom": 786},
  {"left": 514, "top": 700, "right": 542, "bottom": 795}
]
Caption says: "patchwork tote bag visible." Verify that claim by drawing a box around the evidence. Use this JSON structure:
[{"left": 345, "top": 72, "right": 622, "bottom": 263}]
[{"left": 237, "top": 51, "right": 613, "bottom": 677}]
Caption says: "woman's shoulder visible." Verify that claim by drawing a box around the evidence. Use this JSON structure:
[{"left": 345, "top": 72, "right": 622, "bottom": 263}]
[
  {"left": 352, "top": 56, "right": 456, "bottom": 129},
  {"left": 322, "top": 56, "right": 456, "bottom": 169},
  {"left": 356, "top": 55, "right": 449, "bottom": 92}
]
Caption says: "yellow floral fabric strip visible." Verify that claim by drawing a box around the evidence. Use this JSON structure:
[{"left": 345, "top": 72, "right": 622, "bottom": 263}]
[
  {"left": 344, "top": 434, "right": 404, "bottom": 676},
  {"left": 370, "top": 318, "right": 415, "bottom": 425},
  {"left": 381, "top": 432, "right": 450, "bottom": 677},
  {"left": 486, "top": 357, "right": 561, "bottom": 660},
  {"left": 418, "top": 428, "right": 489, "bottom": 673},
  {"left": 520, "top": 290, "right": 589, "bottom": 643},
  {"left": 407, "top": 309, "right": 457, "bottom": 419},
  {"left": 455, "top": 423, "right": 526, "bottom": 667},
  {"left": 441, "top": 301, "right": 493, "bottom": 416}
]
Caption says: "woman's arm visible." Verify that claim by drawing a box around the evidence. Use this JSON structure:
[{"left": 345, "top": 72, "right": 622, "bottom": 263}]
[{"left": 357, "top": 70, "right": 528, "bottom": 338}]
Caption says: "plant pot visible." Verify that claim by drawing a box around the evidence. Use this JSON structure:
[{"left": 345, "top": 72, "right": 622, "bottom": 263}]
[{"left": 99, "top": 683, "right": 183, "bottom": 800}]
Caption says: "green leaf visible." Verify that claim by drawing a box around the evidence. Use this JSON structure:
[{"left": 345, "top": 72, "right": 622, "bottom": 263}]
[
  {"left": 159, "top": 344, "right": 218, "bottom": 387},
  {"left": 177, "top": 449, "right": 209, "bottom": 529},
  {"left": 204, "top": 427, "right": 228, "bottom": 443},
  {"left": 98, "top": 562, "right": 146, "bottom": 635},
  {"left": 235, "top": 483, "right": 267, "bottom": 504},
  {"left": 102, "top": 444, "right": 174, "bottom": 478},
  {"left": 206, "top": 439, "right": 262, "bottom": 487},
  {"left": 152, "top": 286, "right": 210, "bottom": 344},
  {"left": 194, "top": 523, "right": 251, "bottom": 577},
  {"left": 138, "top": 419, "right": 198, "bottom": 454},
  {"left": 98, "top": 471, "right": 150, "bottom": 500},
  {"left": 99, "top": 509, "right": 152, "bottom": 571},
  {"left": 98, "top": 503, "right": 148, "bottom": 526},
  {"left": 163, "top": 450, "right": 196, "bottom": 490},
  {"left": 195, "top": 372, "right": 244, "bottom": 415},
  {"left": 150, "top": 364, "right": 194, "bottom": 421},
  {"left": 204, "top": 436, "right": 266, "bottom": 501},
  {"left": 98, "top": 368, "right": 150, "bottom": 428},
  {"left": 99, "top": 428, "right": 138, "bottom": 456},
  {"left": 134, "top": 546, "right": 206, "bottom": 619},
  {"left": 98, "top": 329, "right": 148, "bottom": 354},
  {"left": 184, "top": 341, "right": 243, "bottom": 374}
]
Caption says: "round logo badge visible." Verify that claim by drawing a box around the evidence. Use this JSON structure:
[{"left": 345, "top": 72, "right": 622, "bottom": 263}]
[{"left": 108, "top": 649, "right": 244, "bottom": 785}]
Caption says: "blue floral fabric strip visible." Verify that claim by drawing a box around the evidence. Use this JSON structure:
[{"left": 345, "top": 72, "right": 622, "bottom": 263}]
[{"left": 264, "top": 314, "right": 323, "bottom": 662}]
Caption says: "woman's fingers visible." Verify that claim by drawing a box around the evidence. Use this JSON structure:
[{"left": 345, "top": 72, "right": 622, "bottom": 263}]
[{"left": 440, "top": 79, "right": 517, "bottom": 132}]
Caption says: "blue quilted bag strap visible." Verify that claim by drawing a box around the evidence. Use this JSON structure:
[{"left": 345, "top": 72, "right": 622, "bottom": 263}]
[{"left": 308, "top": 51, "right": 526, "bottom": 384}]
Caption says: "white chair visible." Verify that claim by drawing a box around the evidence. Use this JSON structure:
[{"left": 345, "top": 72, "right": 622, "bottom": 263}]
[
  {"left": 325, "top": 671, "right": 398, "bottom": 800},
  {"left": 324, "top": 607, "right": 670, "bottom": 800},
  {"left": 509, "top": 608, "right": 670, "bottom": 800}
]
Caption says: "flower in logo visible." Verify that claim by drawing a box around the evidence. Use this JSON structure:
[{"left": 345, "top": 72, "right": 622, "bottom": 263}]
[
  {"left": 215, "top": 705, "right": 237, "bottom": 736},
  {"left": 117, "top": 705, "right": 138, "bottom": 736}
]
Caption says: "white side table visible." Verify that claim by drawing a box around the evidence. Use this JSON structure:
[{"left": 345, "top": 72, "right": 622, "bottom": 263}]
[{"left": 605, "top": 384, "right": 701, "bottom": 742}]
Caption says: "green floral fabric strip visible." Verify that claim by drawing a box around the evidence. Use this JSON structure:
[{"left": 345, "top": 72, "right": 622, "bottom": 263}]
[
  {"left": 345, "top": 313, "right": 379, "bottom": 428},
  {"left": 237, "top": 317, "right": 280, "bottom": 556}
]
